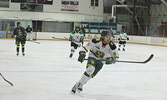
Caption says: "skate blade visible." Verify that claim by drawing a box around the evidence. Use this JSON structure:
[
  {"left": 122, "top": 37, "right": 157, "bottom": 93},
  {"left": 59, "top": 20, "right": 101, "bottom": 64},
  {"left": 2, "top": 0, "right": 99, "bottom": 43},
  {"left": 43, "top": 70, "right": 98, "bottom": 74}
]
[
  {"left": 71, "top": 90, "right": 76, "bottom": 94},
  {"left": 76, "top": 90, "right": 81, "bottom": 93}
]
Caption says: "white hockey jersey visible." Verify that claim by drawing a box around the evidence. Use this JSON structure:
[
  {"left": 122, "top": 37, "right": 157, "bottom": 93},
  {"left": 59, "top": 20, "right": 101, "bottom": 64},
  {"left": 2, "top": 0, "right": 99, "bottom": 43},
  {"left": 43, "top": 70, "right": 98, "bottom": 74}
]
[
  {"left": 70, "top": 30, "right": 84, "bottom": 45},
  {"left": 118, "top": 32, "right": 128, "bottom": 41},
  {"left": 80, "top": 38, "right": 119, "bottom": 62}
]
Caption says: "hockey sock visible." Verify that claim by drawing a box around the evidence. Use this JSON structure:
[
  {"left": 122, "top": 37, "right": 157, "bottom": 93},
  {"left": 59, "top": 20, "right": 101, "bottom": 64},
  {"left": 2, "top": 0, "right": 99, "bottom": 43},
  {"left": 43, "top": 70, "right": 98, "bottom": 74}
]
[
  {"left": 16, "top": 44, "right": 19, "bottom": 53},
  {"left": 118, "top": 45, "right": 121, "bottom": 50},
  {"left": 69, "top": 47, "right": 75, "bottom": 58},
  {"left": 70, "top": 47, "right": 76, "bottom": 54},
  {"left": 123, "top": 45, "right": 125, "bottom": 51},
  {"left": 82, "top": 42, "right": 84, "bottom": 46},
  {"left": 22, "top": 44, "right": 25, "bottom": 53},
  {"left": 79, "top": 73, "right": 91, "bottom": 85},
  {"left": 79, "top": 66, "right": 95, "bottom": 84}
]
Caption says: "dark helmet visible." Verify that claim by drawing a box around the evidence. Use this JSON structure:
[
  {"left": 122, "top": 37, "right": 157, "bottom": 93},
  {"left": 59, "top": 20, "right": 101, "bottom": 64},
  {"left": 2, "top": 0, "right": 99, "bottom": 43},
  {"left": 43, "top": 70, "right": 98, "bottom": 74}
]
[
  {"left": 101, "top": 31, "right": 111, "bottom": 37},
  {"left": 75, "top": 26, "right": 80, "bottom": 32},
  {"left": 75, "top": 26, "right": 80, "bottom": 29},
  {"left": 17, "top": 22, "right": 21, "bottom": 25}
]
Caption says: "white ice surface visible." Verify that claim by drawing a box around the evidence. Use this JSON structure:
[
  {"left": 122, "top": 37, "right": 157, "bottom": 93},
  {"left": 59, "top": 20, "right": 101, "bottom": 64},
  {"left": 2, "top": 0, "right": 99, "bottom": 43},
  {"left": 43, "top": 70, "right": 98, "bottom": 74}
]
[{"left": 0, "top": 39, "right": 167, "bottom": 100}]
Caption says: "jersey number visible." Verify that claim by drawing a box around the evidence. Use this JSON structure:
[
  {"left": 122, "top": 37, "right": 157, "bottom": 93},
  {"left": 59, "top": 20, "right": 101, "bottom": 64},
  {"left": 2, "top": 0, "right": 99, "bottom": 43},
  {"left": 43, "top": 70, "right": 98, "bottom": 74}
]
[{"left": 95, "top": 51, "right": 105, "bottom": 59}]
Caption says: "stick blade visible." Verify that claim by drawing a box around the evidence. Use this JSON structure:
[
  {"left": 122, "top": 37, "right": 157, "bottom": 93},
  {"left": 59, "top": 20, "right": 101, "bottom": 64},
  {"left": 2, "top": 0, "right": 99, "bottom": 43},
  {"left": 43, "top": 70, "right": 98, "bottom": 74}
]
[
  {"left": 0, "top": 73, "right": 14, "bottom": 86},
  {"left": 117, "top": 54, "right": 154, "bottom": 64},
  {"left": 143, "top": 54, "right": 154, "bottom": 63}
]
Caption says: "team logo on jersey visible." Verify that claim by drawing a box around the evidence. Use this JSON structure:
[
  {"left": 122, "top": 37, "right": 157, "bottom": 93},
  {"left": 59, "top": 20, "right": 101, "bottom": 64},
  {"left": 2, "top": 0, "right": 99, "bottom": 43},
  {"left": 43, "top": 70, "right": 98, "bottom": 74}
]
[{"left": 91, "top": 60, "right": 95, "bottom": 64}]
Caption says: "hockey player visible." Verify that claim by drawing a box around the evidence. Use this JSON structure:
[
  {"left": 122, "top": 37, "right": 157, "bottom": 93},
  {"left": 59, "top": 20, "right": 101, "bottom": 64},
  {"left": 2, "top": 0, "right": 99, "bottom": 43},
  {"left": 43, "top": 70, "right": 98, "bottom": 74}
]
[
  {"left": 118, "top": 30, "right": 129, "bottom": 51},
  {"left": 13, "top": 22, "right": 27, "bottom": 56},
  {"left": 69, "top": 26, "right": 84, "bottom": 58},
  {"left": 71, "top": 31, "right": 119, "bottom": 93},
  {"left": 26, "top": 25, "right": 33, "bottom": 41}
]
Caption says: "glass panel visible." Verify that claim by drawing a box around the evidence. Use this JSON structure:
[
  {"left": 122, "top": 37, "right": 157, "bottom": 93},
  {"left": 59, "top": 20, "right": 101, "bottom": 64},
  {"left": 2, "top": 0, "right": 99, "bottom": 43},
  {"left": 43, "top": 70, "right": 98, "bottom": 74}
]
[
  {"left": 95, "top": 2, "right": 98, "bottom": 6},
  {"left": 42, "top": 21, "right": 72, "bottom": 33},
  {"left": 95, "top": 0, "right": 98, "bottom": 6},
  {"left": 91, "top": 0, "right": 94, "bottom": 6},
  {"left": 0, "top": 19, "right": 166, "bottom": 37}
]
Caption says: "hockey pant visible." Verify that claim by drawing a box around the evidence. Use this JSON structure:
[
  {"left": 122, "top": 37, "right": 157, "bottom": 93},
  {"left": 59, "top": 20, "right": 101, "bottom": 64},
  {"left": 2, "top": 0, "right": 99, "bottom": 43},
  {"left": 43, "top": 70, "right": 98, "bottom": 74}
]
[
  {"left": 16, "top": 38, "right": 26, "bottom": 53},
  {"left": 119, "top": 41, "right": 126, "bottom": 48},
  {"left": 78, "top": 57, "right": 103, "bottom": 85}
]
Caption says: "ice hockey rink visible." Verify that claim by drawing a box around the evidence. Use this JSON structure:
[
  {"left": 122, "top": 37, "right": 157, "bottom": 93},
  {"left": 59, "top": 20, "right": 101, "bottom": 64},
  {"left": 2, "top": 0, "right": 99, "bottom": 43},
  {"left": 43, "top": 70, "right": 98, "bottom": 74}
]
[{"left": 0, "top": 39, "right": 167, "bottom": 100}]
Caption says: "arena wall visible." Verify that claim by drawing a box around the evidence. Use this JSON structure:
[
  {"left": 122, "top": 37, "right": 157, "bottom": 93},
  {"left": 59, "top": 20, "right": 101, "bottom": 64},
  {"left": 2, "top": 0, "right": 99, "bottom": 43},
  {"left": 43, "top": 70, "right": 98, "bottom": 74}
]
[{"left": 36, "top": 32, "right": 167, "bottom": 46}]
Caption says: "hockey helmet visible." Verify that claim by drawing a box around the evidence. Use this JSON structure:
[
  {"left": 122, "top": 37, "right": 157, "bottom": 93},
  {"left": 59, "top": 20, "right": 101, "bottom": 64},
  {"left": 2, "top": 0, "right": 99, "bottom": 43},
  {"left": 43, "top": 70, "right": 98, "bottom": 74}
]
[
  {"left": 17, "top": 22, "right": 21, "bottom": 25},
  {"left": 75, "top": 26, "right": 80, "bottom": 32},
  {"left": 101, "top": 31, "right": 111, "bottom": 37},
  {"left": 75, "top": 26, "right": 80, "bottom": 29}
]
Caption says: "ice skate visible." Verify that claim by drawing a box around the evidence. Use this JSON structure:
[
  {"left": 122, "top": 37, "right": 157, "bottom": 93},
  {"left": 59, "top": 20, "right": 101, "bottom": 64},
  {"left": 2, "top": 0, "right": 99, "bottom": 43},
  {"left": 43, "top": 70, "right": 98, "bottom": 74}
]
[
  {"left": 16, "top": 52, "right": 19, "bottom": 56},
  {"left": 71, "top": 82, "right": 83, "bottom": 93},
  {"left": 77, "top": 82, "right": 83, "bottom": 93},
  {"left": 22, "top": 52, "right": 25, "bottom": 56},
  {"left": 69, "top": 53, "right": 73, "bottom": 58},
  {"left": 71, "top": 83, "right": 78, "bottom": 93}
]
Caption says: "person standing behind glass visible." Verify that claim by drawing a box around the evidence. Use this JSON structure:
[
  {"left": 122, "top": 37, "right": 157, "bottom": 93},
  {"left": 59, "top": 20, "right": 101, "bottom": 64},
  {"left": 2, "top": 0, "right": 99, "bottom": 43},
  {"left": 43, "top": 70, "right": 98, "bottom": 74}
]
[
  {"left": 80, "top": 24, "right": 85, "bottom": 46},
  {"left": 109, "top": 28, "right": 115, "bottom": 41},
  {"left": 26, "top": 25, "right": 33, "bottom": 41}
]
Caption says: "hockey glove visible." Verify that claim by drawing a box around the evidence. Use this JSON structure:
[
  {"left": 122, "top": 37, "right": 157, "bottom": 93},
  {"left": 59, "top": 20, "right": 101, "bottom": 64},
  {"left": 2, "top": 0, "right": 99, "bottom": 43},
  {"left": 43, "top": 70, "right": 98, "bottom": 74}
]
[
  {"left": 105, "top": 57, "right": 116, "bottom": 64},
  {"left": 80, "top": 36, "right": 84, "bottom": 42},
  {"left": 127, "top": 37, "right": 129, "bottom": 40},
  {"left": 113, "top": 52, "right": 119, "bottom": 59},
  {"left": 78, "top": 51, "right": 86, "bottom": 63}
]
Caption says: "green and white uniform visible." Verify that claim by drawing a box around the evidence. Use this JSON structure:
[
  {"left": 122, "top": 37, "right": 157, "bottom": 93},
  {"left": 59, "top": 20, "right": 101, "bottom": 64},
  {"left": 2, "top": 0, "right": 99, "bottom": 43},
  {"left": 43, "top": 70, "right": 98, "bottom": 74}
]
[
  {"left": 118, "top": 32, "right": 128, "bottom": 42},
  {"left": 81, "top": 38, "right": 119, "bottom": 77},
  {"left": 118, "top": 32, "right": 129, "bottom": 51},
  {"left": 69, "top": 30, "right": 84, "bottom": 58},
  {"left": 71, "top": 31, "right": 119, "bottom": 93},
  {"left": 82, "top": 38, "right": 119, "bottom": 62},
  {"left": 71, "top": 38, "right": 119, "bottom": 93},
  {"left": 70, "top": 30, "right": 84, "bottom": 45}
]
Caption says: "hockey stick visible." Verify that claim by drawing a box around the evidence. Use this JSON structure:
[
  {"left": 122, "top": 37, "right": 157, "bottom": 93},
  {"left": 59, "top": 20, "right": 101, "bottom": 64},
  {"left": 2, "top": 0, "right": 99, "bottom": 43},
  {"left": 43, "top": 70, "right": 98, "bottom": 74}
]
[
  {"left": 0, "top": 73, "right": 13, "bottom": 86},
  {"left": 29, "top": 40, "right": 40, "bottom": 44},
  {"left": 116, "top": 54, "right": 154, "bottom": 64},
  {"left": 85, "top": 54, "right": 154, "bottom": 64},
  {"left": 52, "top": 36, "right": 69, "bottom": 40}
]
